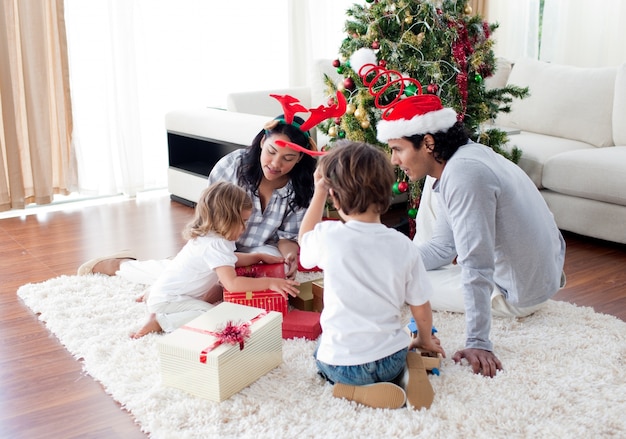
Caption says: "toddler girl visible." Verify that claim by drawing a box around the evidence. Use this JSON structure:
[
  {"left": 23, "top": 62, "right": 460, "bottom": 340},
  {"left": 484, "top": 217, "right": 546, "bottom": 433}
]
[{"left": 130, "top": 181, "right": 300, "bottom": 338}]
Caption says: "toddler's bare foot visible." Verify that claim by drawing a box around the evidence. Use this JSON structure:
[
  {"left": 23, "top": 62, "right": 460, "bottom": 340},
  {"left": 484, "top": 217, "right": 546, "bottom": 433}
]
[{"left": 130, "top": 314, "right": 162, "bottom": 339}]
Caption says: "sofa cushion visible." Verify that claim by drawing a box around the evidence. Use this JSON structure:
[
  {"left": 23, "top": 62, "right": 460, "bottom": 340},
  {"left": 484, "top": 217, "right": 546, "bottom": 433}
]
[
  {"left": 496, "top": 58, "right": 616, "bottom": 147},
  {"left": 226, "top": 86, "right": 312, "bottom": 118},
  {"left": 505, "top": 132, "right": 594, "bottom": 188},
  {"left": 542, "top": 147, "right": 626, "bottom": 206},
  {"left": 484, "top": 57, "right": 513, "bottom": 90},
  {"left": 613, "top": 63, "right": 626, "bottom": 145}
]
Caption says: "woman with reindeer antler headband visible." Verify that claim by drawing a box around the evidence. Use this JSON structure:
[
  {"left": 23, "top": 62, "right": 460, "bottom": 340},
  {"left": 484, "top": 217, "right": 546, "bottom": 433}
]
[{"left": 77, "top": 93, "right": 345, "bottom": 291}]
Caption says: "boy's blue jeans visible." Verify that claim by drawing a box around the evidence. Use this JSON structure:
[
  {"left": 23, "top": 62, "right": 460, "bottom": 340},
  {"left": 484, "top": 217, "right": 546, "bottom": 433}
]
[{"left": 314, "top": 346, "right": 408, "bottom": 386}]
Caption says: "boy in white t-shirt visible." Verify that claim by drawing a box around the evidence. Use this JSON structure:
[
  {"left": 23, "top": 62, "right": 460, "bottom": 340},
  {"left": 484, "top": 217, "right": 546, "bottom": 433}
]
[{"left": 298, "top": 140, "right": 445, "bottom": 410}]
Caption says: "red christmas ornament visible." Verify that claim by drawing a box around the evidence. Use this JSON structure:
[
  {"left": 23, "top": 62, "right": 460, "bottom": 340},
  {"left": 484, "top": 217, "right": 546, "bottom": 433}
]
[
  {"left": 334, "top": 117, "right": 342, "bottom": 124},
  {"left": 332, "top": 59, "right": 341, "bottom": 68},
  {"left": 427, "top": 83, "right": 439, "bottom": 94},
  {"left": 343, "top": 77, "right": 355, "bottom": 90},
  {"left": 371, "top": 40, "right": 380, "bottom": 50},
  {"left": 398, "top": 181, "right": 409, "bottom": 193},
  {"left": 378, "top": 59, "right": 387, "bottom": 68}
]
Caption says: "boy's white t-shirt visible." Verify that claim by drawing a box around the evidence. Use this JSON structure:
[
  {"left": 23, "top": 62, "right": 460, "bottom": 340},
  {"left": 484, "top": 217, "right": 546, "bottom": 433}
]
[
  {"left": 147, "top": 233, "right": 237, "bottom": 306},
  {"left": 299, "top": 220, "right": 434, "bottom": 366}
]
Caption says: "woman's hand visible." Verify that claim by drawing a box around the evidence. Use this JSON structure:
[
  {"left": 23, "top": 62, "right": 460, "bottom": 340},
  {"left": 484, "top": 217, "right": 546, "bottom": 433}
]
[{"left": 283, "top": 252, "right": 298, "bottom": 279}]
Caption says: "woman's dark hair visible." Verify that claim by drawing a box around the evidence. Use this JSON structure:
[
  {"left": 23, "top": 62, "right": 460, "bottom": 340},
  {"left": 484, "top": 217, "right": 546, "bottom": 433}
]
[
  {"left": 406, "top": 121, "right": 470, "bottom": 163},
  {"left": 237, "top": 115, "right": 315, "bottom": 209}
]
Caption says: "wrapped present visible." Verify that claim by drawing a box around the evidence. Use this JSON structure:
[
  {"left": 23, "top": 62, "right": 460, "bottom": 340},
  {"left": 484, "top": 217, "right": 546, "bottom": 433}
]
[
  {"left": 289, "top": 277, "right": 323, "bottom": 311},
  {"left": 312, "top": 279, "right": 324, "bottom": 313},
  {"left": 158, "top": 302, "right": 283, "bottom": 402},
  {"left": 235, "top": 262, "right": 285, "bottom": 278},
  {"left": 224, "top": 263, "right": 288, "bottom": 316},
  {"left": 282, "top": 309, "right": 322, "bottom": 340}
]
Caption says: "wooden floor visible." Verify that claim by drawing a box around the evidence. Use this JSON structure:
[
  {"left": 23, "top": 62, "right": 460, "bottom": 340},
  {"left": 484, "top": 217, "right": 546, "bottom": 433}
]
[{"left": 1, "top": 192, "right": 625, "bottom": 438}]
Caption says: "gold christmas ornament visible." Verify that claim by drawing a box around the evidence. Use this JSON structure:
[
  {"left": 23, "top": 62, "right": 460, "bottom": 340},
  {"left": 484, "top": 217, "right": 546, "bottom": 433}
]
[
  {"left": 360, "top": 119, "right": 371, "bottom": 129},
  {"left": 346, "top": 103, "right": 356, "bottom": 115},
  {"left": 354, "top": 107, "right": 364, "bottom": 119},
  {"left": 464, "top": 4, "right": 473, "bottom": 14},
  {"left": 328, "top": 126, "right": 338, "bottom": 137}
]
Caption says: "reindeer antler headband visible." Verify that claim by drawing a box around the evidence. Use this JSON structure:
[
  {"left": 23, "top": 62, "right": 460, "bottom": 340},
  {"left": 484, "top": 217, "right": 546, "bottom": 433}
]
[
  {"left": 265, "top": 91, "right": 347, "bottom": 156},
  {"left": 349, "top": 48, "right": 458, "bottom": 143}
]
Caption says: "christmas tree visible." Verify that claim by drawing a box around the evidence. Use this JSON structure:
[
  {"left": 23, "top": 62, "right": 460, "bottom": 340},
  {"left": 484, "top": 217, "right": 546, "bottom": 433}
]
[{"left": 318, "top": 0, "right": 528, "bottom": 232}]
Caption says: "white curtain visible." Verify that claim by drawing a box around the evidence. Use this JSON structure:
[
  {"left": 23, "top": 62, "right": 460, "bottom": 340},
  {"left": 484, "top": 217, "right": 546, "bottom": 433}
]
[
  {"left": 288, "top": 0, "right": 356, "bottom": 90},
  {"left": 64, "top": 0, "right": 353, "bottom": 197},
  {"left": 486, "top": 0, "right": 541, "bottom": 62},
  {"left": 65, "top": 0, "right": 291, "bottom": 196},
  {"left": 541, "top": 0, "right": 626, "bottom": 67}
]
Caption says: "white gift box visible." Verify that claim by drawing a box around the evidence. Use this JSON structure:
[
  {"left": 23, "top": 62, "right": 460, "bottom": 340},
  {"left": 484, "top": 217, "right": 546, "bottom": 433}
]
[{"left": 157, "top": 302, "right": 283, "bottom": 401}]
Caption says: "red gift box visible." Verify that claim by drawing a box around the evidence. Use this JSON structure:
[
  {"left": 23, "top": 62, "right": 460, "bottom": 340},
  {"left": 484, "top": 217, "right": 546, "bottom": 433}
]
[
  {"left": 223, "top": 263, "right": 288, "bottom": 316},
  {"left": 282, "top": 310, "right": 322, "bottom": 340}
]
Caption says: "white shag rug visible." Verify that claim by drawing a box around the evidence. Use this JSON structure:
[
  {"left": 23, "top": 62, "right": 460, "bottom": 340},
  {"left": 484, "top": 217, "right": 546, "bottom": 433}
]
[{"left": 17, "top": 275, "right": 626, "bottom": 439}]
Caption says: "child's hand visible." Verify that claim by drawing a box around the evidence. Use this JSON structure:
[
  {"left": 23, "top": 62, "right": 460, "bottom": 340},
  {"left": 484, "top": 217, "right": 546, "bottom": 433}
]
[
  {"left": 268, "top": 278, "right": 300, "bottom": 299},
  {"left": 410, "top": 334, "right": 446, "bottom": 358},
  {"left": 135, "top": 291, "right": 149, "bottom": 303},
  {"left": 313, "top": 167, "right": 329, "bottom": 193}
]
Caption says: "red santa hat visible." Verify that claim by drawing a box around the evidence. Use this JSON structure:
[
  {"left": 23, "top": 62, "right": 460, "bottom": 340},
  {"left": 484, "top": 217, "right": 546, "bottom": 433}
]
[
  {"left": 376, "top": 94, "right": 458, "bottom": 143},
  {"left": 349, "top": 48, "right": 458, "bottom": 143}
]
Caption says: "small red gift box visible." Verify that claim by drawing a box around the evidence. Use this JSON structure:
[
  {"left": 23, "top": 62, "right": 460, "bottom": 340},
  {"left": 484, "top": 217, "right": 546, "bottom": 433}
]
[
  {"left": 223, "top": 263, "right": 288, "bottom": 316},
  {"left": 282, "top": 310, "right": 322, "bottom": 340}
]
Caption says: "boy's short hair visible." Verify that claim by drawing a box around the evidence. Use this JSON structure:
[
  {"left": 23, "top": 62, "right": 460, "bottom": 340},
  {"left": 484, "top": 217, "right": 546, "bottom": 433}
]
[{"left": 319, "top": 140, "right": 395, "bottom": 215}]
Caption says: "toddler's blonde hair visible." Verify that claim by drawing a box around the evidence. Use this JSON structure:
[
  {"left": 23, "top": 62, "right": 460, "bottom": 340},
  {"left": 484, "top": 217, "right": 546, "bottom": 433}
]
[{"left": 183, "top": 181, "right": 252, "bottom": 241}]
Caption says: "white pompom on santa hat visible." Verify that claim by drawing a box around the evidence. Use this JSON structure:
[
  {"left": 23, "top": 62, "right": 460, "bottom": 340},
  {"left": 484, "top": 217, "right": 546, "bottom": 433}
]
[
  {"left": 350, "top": 47, "right": 378, "bottom": 76},
  {"left": 376, "top": 95, "right": 458, "bottom": 143}
]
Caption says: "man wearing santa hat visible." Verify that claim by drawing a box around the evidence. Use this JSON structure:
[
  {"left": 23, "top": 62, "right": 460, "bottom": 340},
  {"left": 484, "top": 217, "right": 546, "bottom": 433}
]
[{"left": 351, "top": 48, "right": 566, "bottom": 378}]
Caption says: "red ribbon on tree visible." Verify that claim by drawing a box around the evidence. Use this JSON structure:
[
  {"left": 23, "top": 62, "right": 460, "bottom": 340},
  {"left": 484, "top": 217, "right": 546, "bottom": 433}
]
[{"left": 181, "top": 312, "right": 267, "bottom": 363}]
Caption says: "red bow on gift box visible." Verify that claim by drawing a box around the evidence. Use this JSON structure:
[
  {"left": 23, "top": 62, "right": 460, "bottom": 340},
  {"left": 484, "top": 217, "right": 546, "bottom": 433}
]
[{"left": 181, "top": 312, "right": 267, "bottom": 363}]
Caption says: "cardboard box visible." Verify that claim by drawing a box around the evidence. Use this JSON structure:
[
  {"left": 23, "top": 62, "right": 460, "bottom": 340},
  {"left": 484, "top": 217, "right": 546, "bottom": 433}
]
[
  {"left": 223, "top": 263, "right": 288, "bottom": 316},
  {"left": 289, "top": 277, "right": 323, "bottom": 311},
  {"left": 158, "top": 302, "right": 283, "bottom": 402},
  {"left": 282, "top": 309, "right": 322, "bottom": 340},
  {"left": 312, "top": 279, "right": 324, "bottom": 313}
]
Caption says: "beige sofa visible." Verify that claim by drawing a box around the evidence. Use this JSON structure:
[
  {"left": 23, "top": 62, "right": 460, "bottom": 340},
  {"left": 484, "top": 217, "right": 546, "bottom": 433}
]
[{"left": 489, "top": 58, "right": 626, "bottom": 244}]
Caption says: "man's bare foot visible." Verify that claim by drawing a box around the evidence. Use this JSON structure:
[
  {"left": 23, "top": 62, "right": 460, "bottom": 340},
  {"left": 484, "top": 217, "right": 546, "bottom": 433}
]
[
  {"left": 92, "top": 258, "right": 134, "bottom": 276},
  {"left": 130, "top": 314, "right": 162, "bottom": 339}
]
